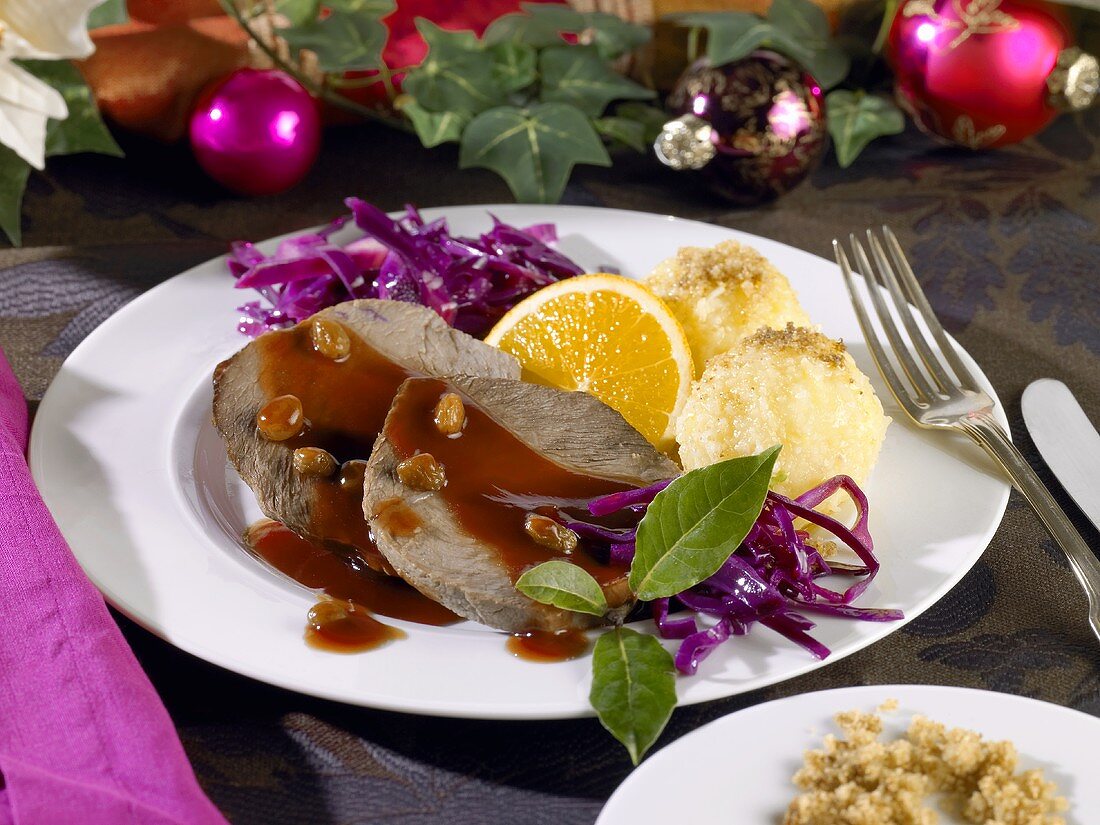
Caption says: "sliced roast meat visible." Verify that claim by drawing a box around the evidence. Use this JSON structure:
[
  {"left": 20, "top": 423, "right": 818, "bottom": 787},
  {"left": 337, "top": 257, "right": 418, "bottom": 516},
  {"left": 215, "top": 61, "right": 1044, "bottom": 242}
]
[
  {"left": 213, "top": 299, "right": 519, "bottom": 573},
  {"left": 364, "top": 375, "right": 679, "bottom": 632}
]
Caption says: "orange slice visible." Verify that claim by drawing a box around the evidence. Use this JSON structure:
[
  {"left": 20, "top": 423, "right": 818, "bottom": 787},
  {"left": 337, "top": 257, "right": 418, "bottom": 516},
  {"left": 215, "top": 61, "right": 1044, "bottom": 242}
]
[{"left": 485, "top": 274, "right": 694, "bottom": 453}]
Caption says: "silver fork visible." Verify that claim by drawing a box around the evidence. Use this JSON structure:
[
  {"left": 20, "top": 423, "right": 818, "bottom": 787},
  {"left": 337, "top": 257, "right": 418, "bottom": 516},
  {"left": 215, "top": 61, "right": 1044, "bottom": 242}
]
[{"left": 834, "top": 227, "right": 1100, "bottom": 645}]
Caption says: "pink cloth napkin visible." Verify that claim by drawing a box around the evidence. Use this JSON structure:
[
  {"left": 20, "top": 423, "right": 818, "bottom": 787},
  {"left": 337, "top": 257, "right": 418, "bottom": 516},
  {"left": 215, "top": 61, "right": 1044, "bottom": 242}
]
[{"left": 0, "top": 349, "right": 228, "bottom": 825}]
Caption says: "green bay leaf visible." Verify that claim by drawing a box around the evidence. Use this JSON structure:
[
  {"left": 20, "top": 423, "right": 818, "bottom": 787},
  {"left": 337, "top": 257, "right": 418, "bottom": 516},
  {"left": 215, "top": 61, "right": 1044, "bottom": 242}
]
[
  {"left": 280, "top": 7, "right": 390, "bottom": 72},
  {"left": 0, "top": 145, "right": 31, "bottom": 246},
  {"left": 590, "top": 627, "right": 676, "bottom": 765},
  {"left": 629, "top": 446, "right": 780, "bottom": 601},
  {"left": 459, "top": 103, "right": 610, "bottom": 203},
  {"left": 403, "top": 19, "right": 503, "bottom": 115},
  {"left": 515, "top": 560, "right": 608, "bottom": 615},
  {"left": 539, "top": 46, "right": 654, "bottom": 118},
  {"left": 826, "top": 90, "right": 904, "bottom": 168}
]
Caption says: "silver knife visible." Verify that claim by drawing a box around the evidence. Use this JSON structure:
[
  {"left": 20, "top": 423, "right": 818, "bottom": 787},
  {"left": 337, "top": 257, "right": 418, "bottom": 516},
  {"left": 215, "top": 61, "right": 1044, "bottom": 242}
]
[{"left": 1021, "top": 379, "right": 1100, "bottom": 532}]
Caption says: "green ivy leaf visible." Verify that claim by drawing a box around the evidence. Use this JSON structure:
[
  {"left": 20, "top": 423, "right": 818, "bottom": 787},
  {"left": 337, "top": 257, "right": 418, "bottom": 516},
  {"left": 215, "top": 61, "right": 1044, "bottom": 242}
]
[
  {"left": 826, "top": 90, "right": 904, "bottom": 168},
  {"left": 539, "top": 46, "right": 653, "bottom": 118},
  {"left": 400, "top": 99, "right": 470, "bottom": 147},
  {"left": 485, "top": 5, "right": 650, "bottom": 59},
  {"left": 582, "top": 12, "right": 652, "bottom": 60},
  {"left": 590, "top": 627, "right": 676, "bottom": 765},
  {"left": 483, "top": 3, "right": 584, "bottom": 48},
  {"left": 594, "top": 116, "right": 647, "bottom": 151},
  {"left": 676, "top": 8, "right": 849, "bottom": 90},
  {"left": 766, "top": 0, "right": 850, "bottom": 88},
  {"left": 459, "top": 103, "right": 610, "bottom": 203},
  {"left": 403, "top": 19, "right": 503, "bottom": 115},
  {"left": 614, "top": 102, "right": 670, "bottom": 145},
  {"left": 515, "top": 560, "right": 608, "bottom": 615},
  {"left": 488, "top": 41, "right": 537, "bottom": 92},
  {"left": 280, "top": 6, "right": 391, "bottom": 72},
  {"left": 19, "top": 61, "right": 122, "bottom": 158},
  {"left": 274, "top": 0, "right": 320, "bottom": 27},
  {"left": 88, "top": 0, "right": 129, "bottom": 28},
  {"left": 630, "top": 446, "right": 779, "bottom": 601},
  {"left": 0, "top": 145, "right": 31, "bottom": 246},
  {"left": 676, "top": 12, "right": 775, "bottom": 66}
]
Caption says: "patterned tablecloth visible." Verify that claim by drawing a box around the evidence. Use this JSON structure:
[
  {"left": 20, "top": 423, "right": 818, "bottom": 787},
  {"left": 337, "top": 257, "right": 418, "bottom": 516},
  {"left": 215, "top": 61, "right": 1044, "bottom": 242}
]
[{"left": 2, "top": 108, "right": 1098, "bottom": 824}]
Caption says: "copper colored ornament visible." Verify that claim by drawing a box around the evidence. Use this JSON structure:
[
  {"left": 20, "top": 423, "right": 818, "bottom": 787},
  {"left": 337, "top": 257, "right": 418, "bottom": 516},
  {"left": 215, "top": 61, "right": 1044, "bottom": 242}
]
[
  {"left": 656, "top": 51, "right": 827, "bottom": 205},
  {"left": 887, "top": 0, "right": 1098, "bottom": 148}
]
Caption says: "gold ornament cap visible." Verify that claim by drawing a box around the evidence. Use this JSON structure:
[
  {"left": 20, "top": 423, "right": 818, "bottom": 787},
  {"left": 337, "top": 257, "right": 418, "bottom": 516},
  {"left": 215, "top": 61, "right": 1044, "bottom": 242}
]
[
  {"left": 654, "top": 114, "right": 716, "bottom": 171},
  {"left": 1047, "top": 47, "right": 1099, "bottom": 112}
]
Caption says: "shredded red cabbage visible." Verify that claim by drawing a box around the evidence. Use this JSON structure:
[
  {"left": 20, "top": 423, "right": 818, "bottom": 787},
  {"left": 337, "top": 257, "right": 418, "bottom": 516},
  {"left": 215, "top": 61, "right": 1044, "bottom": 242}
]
[
  {"left": 229, "top": 200, "right": 584, "bottom": 338},
  {"left": 583, "top": 475, "right": 904, "bottom": 676}
]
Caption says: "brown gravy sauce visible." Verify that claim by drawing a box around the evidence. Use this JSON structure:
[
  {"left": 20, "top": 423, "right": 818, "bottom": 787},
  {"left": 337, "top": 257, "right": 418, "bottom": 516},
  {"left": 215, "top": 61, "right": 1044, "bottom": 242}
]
[
  {"left": 383, "top": 377, "right": 636, "bottom": 597},
  {"left": 245, "top": 519, "right": 460, "bottom": 626},
  {"left": 506, "top": 630, "right": 590, "bottom": 663},
  {"left": 305, "top": 598, "right": 405, "bottom": 653},
  {"left": 253, "top": 322, "right": 416, "bottom": 572}
]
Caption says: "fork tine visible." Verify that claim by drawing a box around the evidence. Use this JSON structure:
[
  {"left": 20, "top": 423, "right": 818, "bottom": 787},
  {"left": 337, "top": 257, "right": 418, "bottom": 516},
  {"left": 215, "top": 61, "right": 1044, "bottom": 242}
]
[
  {"left": 848, "top": 233, "right": 938, "bottom": 404},
  {"left": 833, "top": 239, "right": 920, "bottom": 419},
  {"left": 882, "top": 226, "right": 982, "bottom": 393},
  {"left": 865, "top": 230, "right": 955, "bottom": 395}
]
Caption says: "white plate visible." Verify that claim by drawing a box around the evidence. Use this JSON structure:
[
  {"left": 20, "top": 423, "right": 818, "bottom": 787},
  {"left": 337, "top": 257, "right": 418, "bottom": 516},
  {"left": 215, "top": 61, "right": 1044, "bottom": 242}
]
[
  {"left": 29, "top": 205, "right": 1010, "bottom": 719},
  {"left": 597, "top": 684, "right": 1098, "bottom": 825}
]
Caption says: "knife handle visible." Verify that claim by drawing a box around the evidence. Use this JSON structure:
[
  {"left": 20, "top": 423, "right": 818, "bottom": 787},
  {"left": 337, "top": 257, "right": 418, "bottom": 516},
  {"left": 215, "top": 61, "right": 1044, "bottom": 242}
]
[{"left": 959, "top": 412, "right": 1100, "bottom": 644}]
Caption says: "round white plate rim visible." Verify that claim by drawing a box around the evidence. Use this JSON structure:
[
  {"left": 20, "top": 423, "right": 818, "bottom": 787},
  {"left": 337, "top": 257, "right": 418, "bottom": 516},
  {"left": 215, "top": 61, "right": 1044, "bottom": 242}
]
[
  {"left": 28, "top": 204, "right": 1011, "bottom": 719},
  {"left": 596, "top": 684, "right": 1098, "bottom": 825}
]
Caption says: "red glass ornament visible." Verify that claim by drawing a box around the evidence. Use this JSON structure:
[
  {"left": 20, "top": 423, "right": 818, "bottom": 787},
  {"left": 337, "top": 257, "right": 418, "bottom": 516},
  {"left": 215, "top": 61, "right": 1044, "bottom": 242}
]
[
  {"left": 189, "top": 69, "right": 321, "bottom": 196},
  {"left": 887, "top": 0, "right": 1090, "bottom": 147},
  {"left": 657, "top": 51, "right": 827, "bottom": 205}
]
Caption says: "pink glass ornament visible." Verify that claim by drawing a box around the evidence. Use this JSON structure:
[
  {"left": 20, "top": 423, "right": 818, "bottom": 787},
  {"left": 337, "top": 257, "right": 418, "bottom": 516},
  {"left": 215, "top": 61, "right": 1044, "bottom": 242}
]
[
  {"left": 887, "top": 0, "right": 1095, "bottom": 148},
  {"left": 189, "top": 69, "right": 321, "bottom": 196}
]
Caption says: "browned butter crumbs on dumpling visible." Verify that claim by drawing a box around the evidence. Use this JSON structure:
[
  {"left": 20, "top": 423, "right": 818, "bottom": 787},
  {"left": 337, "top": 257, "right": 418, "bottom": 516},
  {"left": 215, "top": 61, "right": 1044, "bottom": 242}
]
[
  {"left": 676, "top": 324, "right": 889, "bottom": 512},
  {"left": 784, "top": 708, "right": 1068, "bottom": 825},
  {"left": 645, "top": 240, "right": 811, "bottom": 374}
]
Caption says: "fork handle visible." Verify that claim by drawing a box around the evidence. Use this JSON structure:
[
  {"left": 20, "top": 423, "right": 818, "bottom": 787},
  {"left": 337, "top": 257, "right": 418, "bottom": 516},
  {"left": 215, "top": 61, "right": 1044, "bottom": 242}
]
[{"left": 959, "top": 412, "right": 1100, "bottom": 635}]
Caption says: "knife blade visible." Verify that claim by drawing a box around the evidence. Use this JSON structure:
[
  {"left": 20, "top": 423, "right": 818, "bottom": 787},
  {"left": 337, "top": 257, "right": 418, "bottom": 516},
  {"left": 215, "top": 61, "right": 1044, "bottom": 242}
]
[{"left": 1021, "top": 379, "right": 1100, "bottom": 533}]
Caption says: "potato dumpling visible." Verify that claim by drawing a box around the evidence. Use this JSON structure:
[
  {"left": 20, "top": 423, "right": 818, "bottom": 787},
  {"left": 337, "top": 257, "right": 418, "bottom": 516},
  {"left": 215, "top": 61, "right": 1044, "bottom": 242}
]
[
  {"left": 675, "top": 324, "right": 889, "bottom": 506},
  {"left": 646, "top": 240, "right": 811, "bottom": 374}
]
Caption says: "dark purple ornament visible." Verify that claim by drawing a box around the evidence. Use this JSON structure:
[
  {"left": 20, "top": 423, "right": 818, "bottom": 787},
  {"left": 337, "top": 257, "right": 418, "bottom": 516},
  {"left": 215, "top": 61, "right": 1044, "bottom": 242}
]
[{"left": 656, "top": 50, "right": 827, "bottom": 205}]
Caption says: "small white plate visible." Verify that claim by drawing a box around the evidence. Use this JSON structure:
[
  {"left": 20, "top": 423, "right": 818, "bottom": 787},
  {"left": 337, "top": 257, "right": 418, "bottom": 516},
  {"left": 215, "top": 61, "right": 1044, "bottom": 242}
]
[
  {"left": 29, "top": 205, "right": 1010, "bottom": 718},
  {"left": 597, "top": 684, "right": 1098, "bottom": 825}
]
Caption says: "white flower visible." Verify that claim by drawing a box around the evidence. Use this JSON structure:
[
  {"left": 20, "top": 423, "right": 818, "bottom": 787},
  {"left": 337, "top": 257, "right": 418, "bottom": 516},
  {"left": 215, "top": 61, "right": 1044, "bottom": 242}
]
[{"left": 0, "top": 0, "right": 104, "bottom": 169}]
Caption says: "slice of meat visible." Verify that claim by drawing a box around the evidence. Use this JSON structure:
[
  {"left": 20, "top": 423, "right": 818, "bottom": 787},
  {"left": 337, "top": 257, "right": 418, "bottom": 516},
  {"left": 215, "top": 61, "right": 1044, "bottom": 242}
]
[
  {"left": 364, "top": 376, "right": 679, "bottom": 632},
  {"left": 212, "top": 299, "right": 520, "bottom": 572}
]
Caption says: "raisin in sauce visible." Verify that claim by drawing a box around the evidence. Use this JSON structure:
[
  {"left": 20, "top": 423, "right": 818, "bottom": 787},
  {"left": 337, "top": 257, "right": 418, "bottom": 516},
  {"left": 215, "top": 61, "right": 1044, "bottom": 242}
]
[
  {"left": 250, "top": 319, "right": 416, "bottom": 574},
  {"left": 383, "top": 377, "right": 645, "bottom": 661},
  {"left": 244, "top": 519, "right": 459, "bottom": 629},
  {"left": 237, "top": 320, "right": 462, "bottom": 649}
]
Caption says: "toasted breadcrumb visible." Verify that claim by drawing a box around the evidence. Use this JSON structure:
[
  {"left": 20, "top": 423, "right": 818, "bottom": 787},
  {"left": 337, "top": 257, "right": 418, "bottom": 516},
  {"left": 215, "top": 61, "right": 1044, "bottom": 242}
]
[
  {"left": 784, "top": 709, "right": 1068, "bottom": 825},
  {"left": 645, "top": 240, "right": 811, "bottom": 373},
  {"left": 676, "top": 324, "right": 889, "bottom": 510}
]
